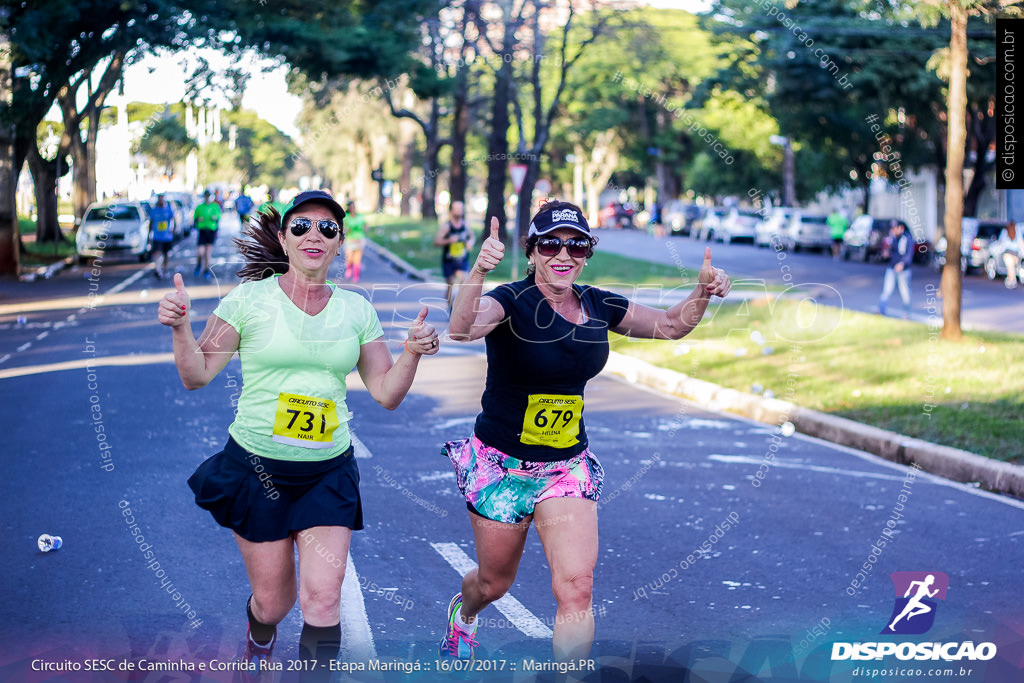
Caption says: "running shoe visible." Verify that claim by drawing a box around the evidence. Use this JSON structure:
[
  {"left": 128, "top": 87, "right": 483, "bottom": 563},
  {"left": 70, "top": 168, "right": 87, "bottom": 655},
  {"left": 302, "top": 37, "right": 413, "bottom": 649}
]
[
  {"left": 244, "top": 626, "right": 275, "bottom": 673},
  {"left": 439, "top": 593, "right": 478, "bottom": 660}
]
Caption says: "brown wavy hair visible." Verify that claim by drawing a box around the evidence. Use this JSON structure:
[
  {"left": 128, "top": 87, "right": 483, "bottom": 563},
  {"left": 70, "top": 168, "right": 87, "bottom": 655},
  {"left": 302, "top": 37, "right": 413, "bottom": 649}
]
[{"left": 233, "top": 207, "right": 290, "bottom": 281}]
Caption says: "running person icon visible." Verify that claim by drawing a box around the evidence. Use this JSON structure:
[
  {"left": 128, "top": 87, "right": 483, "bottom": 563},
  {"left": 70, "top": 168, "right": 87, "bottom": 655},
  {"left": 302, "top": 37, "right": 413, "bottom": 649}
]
[
  {"left": 439, "top": 200, "right": 731, "bottom": 661},
  {"left": 888, "top": 574, "right": 939, "bottom": 631},
  {"left": 158, "top": 190, "right": 439, "bottom": 678}
]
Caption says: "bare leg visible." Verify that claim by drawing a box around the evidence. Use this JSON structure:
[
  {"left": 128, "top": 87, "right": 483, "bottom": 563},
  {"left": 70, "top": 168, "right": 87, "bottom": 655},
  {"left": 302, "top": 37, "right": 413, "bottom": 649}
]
[
  {"left": 233, "top": 534, "right": 298, "bottom": 627},
  {"left": 534, "top": 498, "right": 598, "bottom": 661},
  {"left": 459, "top": 512, "right": 531, "bottom": 622}
]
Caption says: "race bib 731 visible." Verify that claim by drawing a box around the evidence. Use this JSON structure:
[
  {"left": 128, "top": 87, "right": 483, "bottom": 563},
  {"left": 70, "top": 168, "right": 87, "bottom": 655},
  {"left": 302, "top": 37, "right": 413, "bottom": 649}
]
[
  {"left": 272, "top": 393, "right": 339, "bottom": 449},
  {"left": 520, "top": 394, "right": 582, "bottom": 449}
]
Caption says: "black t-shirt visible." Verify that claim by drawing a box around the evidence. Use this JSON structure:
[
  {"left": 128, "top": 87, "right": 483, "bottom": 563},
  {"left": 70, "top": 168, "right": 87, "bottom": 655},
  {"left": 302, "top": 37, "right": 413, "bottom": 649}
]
[
  {"left": 444, "top": 222, "right": 472, "bottom": 261},
  {"left": 474, "top": 273, "right": 630, "bottom": 461}
]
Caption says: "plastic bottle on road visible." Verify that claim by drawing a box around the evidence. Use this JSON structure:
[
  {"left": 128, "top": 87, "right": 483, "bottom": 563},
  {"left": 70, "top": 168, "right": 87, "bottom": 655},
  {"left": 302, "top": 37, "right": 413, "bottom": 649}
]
[{"left": 37, "top": 534, "right": 63, "bottom": 552}]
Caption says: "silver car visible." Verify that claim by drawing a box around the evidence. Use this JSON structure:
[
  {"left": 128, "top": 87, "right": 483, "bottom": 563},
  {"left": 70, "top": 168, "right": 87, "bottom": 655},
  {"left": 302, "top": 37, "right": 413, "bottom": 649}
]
[
  {"left": 782, "top": 213, "right": 832, "bottom": 251},
  {"left": 76, "top": 201, "right": 153, "bottom": 263},
  {"left": 755, "top": 207, "right": 795, "bottom": 248},
  {"left": 716, "top": 208, "right": 761, "bottom": 243}
]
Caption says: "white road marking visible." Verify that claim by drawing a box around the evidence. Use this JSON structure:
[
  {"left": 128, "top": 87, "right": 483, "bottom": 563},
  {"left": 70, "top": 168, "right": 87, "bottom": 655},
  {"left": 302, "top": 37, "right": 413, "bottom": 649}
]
[
  {"left": 36, "top": 331, "right": 49, "bottom": 341},
  {"left": 16, "top": 342, "right": 31, "bottom": 352},
  {"left": 430, "top": 542, "right": 554, "bottom": 639},
  {"left": 105, "top": 267, "right": 151, "bottom": 297},
  {"left": 340, "top": 552, "right": 377, "bottom": 660},
  {"left": 0, "top": 354, "right": 10, "bottom": 365},
  {"left": 707, "top": 454, "right": 914, "bottom": 482},
  {"left": 350, "top": 431, "right": 372, "bottom": 459}
]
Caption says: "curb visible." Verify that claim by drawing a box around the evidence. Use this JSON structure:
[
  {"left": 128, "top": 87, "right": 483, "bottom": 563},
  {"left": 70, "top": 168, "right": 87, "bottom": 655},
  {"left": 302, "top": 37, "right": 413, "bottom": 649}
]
[
  {"left": 603, "top": 351, "right": 1024, "bottom": 500},
  {"left": 365, "top": 239, "right": 434, "bottom": 282}
]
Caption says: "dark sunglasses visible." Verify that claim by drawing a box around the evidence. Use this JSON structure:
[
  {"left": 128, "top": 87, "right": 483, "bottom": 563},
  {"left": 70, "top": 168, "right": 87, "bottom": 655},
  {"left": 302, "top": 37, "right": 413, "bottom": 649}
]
[
  {"left": 536, "top": 236, "right": 592, "bottom": 258},
  {"left": 288, "top": 217, "right": 340, "bottom": 239}
]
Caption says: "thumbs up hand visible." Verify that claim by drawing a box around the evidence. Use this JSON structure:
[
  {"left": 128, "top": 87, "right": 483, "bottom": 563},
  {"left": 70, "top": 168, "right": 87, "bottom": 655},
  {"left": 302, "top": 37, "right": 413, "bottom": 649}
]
[
  {"left": 698, "top": 247, "right": 731, "bottom": 297},
  {"left": 405, "top": 306, "right": 439, "bottom": 356},
  {"left": 158, "top": 273, "right": 192, "bottom": 327},
  {"left": 473, "top": 216, "right": 505, "bottom": 274}
]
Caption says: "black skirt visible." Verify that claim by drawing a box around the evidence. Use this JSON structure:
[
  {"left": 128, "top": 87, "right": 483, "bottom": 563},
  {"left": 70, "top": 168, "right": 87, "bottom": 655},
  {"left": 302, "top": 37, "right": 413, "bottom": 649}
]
[{"left": 188, "top": 436, "right": 363, "bottom": 542}]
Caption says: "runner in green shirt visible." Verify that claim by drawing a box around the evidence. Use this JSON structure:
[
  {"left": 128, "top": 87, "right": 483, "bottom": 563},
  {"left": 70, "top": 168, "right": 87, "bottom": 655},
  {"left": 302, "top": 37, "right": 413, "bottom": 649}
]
[
  {"left": 828, "top": 209, "right": 849, "bottom": 261},
  {"left": 343, "top": 201, "right": 367, "bottom": 282},
  {"left": 193, "top": 191, "right": 222, "bottom": 278}
]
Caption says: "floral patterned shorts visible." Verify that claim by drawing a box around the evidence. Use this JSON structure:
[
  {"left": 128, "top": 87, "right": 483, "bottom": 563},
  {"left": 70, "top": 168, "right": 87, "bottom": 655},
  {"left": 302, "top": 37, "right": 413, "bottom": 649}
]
[{"left": 441, "top": 433, "right": 603, "bottom": 524}]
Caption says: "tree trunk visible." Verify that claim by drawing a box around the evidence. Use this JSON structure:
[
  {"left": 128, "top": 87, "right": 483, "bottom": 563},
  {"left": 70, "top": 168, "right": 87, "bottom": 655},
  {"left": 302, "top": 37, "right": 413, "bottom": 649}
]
[
  {"left": 449, "top": 62, "right": 469, "bottom": 207},
  {"left": 27, "top": 144, "right": 62, "bottom": 244},
  {"left": 962, "top": 101, "right": 994, "bottom": 218},
  {"left": 0, "top": 31, "right": 19, "bottom": 275},
  {"left": 486, "top": 56, "right": 512, "bottom": 242},
  {"left": 400, "top": 137, "right": 414, "bottom": 217},
  {"left": 941, "top": 4, "right": 967, "bottom": 341}
]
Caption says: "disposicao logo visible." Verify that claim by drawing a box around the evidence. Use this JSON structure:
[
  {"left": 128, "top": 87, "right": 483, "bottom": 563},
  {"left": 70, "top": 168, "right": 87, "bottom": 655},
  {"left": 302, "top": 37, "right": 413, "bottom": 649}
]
[
  {"left": 882, "top": 571, "right": 948, "bottom": 635},
  {"left": 831, "top": 571, "right": 997, "bottom": 662}
]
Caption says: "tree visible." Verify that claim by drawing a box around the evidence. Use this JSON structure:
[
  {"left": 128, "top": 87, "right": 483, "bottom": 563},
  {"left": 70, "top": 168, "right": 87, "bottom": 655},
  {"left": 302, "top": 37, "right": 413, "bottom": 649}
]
[
  {"left": 137, "top": 114, "right": 196, "bottom": 179},
  {"left": 908, "top": 0, "right": 1023, "bottom": 340}
]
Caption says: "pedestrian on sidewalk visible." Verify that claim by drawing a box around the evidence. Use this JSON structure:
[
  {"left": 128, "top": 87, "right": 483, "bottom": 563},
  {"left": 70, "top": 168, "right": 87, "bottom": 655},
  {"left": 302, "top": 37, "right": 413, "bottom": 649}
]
[
  {"left": 879, "top": 219, "right": 914, "bottom": 318},
  {"left": 343, "top": 201, "right": 366, "bottom": 282},
  {"left": 434, "top": 201, "right": 474, "bottom": 308},
  {"left": 149, "top": 194, "right": 175, "bottom": 279},
  {"left": 439, "top": 200, "right": 731, "bottom": 663},
  {"left": 157, "top": 190, "right": 439, "bottom": 678},
  {"left": 193, "top": 191, "right": 221, "bottom": 279}
]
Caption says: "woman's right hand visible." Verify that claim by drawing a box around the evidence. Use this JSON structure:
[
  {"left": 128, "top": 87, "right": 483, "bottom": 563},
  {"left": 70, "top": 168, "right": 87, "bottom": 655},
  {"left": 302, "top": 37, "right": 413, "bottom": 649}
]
[
  {"left": 473, "top": 217, "right": 504, "bottom": 274},
  {"left": 158, "top": 273, "right": 191, "bottom": 328}
]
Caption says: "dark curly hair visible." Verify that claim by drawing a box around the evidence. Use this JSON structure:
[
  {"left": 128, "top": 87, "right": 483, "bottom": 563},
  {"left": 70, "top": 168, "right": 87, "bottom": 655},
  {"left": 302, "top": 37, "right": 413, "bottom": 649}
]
[
  {"left": 521, "top": 200, "right": 598, "bottom": 269},
  {"left": 232, "top": 203, "right": 346, "bottom": 281}
]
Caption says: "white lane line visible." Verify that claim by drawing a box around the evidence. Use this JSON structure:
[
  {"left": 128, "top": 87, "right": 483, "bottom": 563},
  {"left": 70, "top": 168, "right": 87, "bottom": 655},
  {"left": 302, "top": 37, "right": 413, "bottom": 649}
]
[
  {"left": 708, "top": 454, "right": 917, "bottom": 482},
  {"left": 340, "top": 552, "right": 377, "bottom": 661},
  {"left": 0, "top": 354, "right": 10, "bottom": 365},
  {"left": 104, "top": 267, "right": 151, "bottom": 297},
  {"left": 430, "top": 542, "right": 553, "bottom": 639},
  {"left": 36, "top": 331, "right": 49, "bottom": 341},
  {"left": 16, "top": 342, "right": 31, "bottom": 352},
  {"left": 350, "top": 431, "right": 372, "bottom": 459}
]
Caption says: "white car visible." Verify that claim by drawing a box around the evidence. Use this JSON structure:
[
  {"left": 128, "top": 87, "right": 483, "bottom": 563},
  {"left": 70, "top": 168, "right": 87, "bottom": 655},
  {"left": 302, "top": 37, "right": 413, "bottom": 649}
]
[
  {"left": 75, "top": 201, "right": 154, "bottom": 263},
  {"left": 715, "top": 208, "right": 761, "bottom": 243},
  {"left": 782, "top": 212, "right": 832, "bottom": 251},
  {"left": 755, "top": 207, "right": 795, "bottom": 248}
]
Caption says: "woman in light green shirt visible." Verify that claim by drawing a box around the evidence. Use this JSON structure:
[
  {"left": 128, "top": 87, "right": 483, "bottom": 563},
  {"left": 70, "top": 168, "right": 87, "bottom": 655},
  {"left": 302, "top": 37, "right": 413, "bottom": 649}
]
[{"left": 158, "top": 190, "right": 438, "bottom": 674}]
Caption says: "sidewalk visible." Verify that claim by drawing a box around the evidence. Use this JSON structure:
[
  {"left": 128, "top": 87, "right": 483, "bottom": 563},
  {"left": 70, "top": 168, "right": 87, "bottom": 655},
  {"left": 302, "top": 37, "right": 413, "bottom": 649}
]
[{"left": 367, "top": 238, "right": 1024, "bottom": 500}]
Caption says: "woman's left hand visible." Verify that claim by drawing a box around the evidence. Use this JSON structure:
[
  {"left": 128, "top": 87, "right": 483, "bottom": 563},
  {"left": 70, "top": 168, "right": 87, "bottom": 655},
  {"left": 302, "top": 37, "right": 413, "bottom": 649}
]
[
  {"left": 698, "top": 247, "right": 731, "bottom": 297},
  {"left": 405, "top": 306, "right": 440, "bottom": 355}
]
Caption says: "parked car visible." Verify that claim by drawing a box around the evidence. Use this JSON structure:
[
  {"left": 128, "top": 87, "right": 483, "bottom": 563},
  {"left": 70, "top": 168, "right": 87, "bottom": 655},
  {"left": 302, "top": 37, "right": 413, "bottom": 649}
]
[
  {"left": 932, "top": 219, "right": 1006, "bottom": 273},
  {"left": 715, "top": 208, "right": 760, "bottom": 243},
  {"left": 781, "top": 213, "right": 831, "bottom": 251},
  {"left": 662, "top": 200, "right": 703, "bottom": 236},
  {"left": 75, "top": 201, "right": 153, "bottom": 263},
  {"left": 698, "top": 207, "right": 728, "bottom": 241},
  {"left": 984, "top": 239, "right": 1024, "bottom": 285},
  {"left": 598, "top": 201, "right": 635, "bottom": 229},
  {"left": 842, "top": 215, "right": 889, "bottom": 262},
  {"left": 754, "top": 207, "right": 795, "bottom": 248}
]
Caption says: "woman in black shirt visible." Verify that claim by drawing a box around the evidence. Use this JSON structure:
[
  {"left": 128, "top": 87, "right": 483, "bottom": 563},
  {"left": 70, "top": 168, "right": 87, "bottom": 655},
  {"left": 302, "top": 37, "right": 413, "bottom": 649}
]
[{"left": 438, "top": 200, "right": 731, "bottom": 662}]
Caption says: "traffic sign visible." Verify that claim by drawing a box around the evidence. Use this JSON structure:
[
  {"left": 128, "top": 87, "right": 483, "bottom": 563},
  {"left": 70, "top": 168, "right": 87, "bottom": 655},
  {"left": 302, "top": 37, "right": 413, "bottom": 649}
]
[{"left": 510, "top": 164, "right": 528, "bottom": 193}]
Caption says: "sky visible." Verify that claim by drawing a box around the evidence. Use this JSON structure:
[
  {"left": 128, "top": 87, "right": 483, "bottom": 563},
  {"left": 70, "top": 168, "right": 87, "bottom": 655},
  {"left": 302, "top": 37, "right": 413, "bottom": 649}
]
[{"left": 119, "top": 0, "right": 711, "bottom": 142}]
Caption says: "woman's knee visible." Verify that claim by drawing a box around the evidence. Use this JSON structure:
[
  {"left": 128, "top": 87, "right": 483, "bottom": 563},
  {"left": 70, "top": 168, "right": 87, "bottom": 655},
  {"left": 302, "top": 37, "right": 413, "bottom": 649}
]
[
  {"left": 552, "top": 573, "right": 594, "bottom": 609},
  {"left": 251, "top": 588, "right": 297, "bottom": 625},
  {"left": 299, "top": 579, "right": 344, "bottom": 623}
]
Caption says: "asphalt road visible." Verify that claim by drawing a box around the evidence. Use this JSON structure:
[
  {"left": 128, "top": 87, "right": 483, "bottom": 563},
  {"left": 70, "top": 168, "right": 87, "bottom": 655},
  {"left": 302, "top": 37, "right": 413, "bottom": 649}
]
[
  {"left": 590, "top": 228, "right": 1024, "bottom": 334},
  {"left": 1, "top": 216, "right": 1022, "bottom": 682}
]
